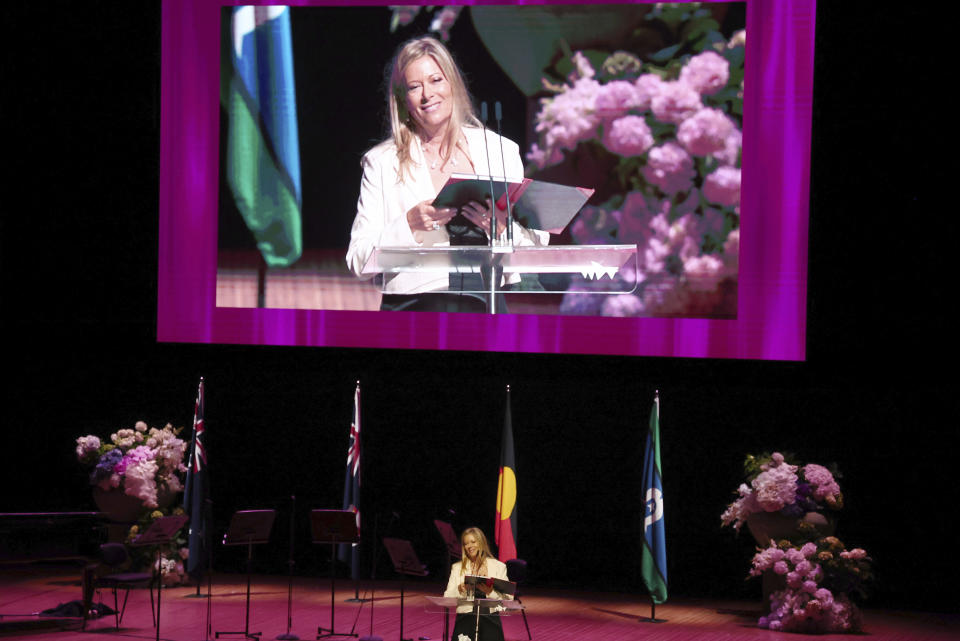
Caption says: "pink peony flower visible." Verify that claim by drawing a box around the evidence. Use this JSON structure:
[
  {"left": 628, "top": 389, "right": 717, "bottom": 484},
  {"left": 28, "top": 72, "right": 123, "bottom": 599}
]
[
  {"left": 712, "top": 128, "right": 742, "bottom": 166},
  {"left": 803, "top": 463, "right": 842, "bottom": 502},
  {"left": 602, "top": 115, "right": 654, "bottom": 157},
  {"left": 773, "top": 560, "right": 789, "bottom": 575},
  {"left": 703, "top": 166, "right": 741, "bottom": 207},
  {"left": 601, "top": 294, "right": 644, "bottom": 317},
  {"left": 526, "top": 143, "right": 564, "bottom": 169},
  {"left": 634, "top": 74, "right": 664, "bottom": 110},
  {"left": 650, "top": 81, "right": 702, "bottom": 124},
  {"left": 642, "top": 142, "right": 695, "bottom": 195},
  {"left": 533, "top": 77, "right": 602, "bottom": 160},
  {"left": 677, "top": 108, "right": 736, "bottom": 156},
  {"left": 679, "top": 50, "right": 730, "bottom": 95},
  {"left": 595, "top": 81, "right": 642, "bottom": 120}
]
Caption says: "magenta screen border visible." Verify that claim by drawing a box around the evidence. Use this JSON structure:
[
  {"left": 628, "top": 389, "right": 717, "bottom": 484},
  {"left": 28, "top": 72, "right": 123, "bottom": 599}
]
[{"left": 158, "top": 0, "right": 814, "bottom": 360}]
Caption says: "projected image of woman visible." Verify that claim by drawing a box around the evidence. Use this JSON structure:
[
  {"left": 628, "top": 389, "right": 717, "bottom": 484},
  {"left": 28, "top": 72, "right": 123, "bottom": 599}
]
[
  {"left": 346, "top": 36, "right": 548, "bottom": 312},
  {"left": 442, "top": 526, "right": 511, "bottom": 641}
]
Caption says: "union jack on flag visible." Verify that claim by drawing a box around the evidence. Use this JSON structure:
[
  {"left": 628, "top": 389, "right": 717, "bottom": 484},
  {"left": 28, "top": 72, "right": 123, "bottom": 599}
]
[
  {"left": 184, "top": 378, "right": 209, "bottom": 580},
  {"left": 338, "top": 382, "right": 362, "bottom": 580}
]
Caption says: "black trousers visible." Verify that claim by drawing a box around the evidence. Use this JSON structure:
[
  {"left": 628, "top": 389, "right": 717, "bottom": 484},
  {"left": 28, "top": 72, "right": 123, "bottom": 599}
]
[{"left": 450, "top": 612, "right": 504, "bottom": 641}]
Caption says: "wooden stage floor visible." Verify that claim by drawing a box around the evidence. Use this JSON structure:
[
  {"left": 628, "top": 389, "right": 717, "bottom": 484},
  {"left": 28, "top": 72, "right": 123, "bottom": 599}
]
[{"left": 1, "top": 568, "right": 957, "bottom": 640}]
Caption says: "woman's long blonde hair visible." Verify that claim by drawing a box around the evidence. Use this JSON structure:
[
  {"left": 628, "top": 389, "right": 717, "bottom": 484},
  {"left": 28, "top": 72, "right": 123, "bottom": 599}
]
[
  {"left": 458, "top": 526, "right": 494, "bottom": 575},
  {"left": 386, "top": 36, "right": 480, "bottom": 182}
]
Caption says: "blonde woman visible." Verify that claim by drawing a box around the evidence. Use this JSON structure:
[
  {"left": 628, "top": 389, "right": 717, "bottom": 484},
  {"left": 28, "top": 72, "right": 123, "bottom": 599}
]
[
  {"left": 346, "top": 36, "right": 548, "bottom": 312},
  {"left": 442, "top": 527, "right": 511, "bottom": 641}
]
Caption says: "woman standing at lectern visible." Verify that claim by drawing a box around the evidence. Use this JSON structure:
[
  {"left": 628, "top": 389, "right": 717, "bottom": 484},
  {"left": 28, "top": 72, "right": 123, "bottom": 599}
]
[
  {"left": 442, "top": 526, "right": 511, "bottom": 641},
  {"left": 345, "top": 36, "right": 548, "bottom": 313}
]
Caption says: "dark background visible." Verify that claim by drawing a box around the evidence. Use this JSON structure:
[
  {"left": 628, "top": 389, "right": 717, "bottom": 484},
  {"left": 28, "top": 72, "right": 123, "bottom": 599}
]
[{"left": 3, "top": 2, "right": 954, "bottom": 614}]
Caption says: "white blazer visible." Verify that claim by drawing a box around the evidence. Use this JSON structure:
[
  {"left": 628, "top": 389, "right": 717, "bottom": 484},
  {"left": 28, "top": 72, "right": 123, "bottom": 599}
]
[
  {"left": 443, "top": 557, "right": 513, "bottom": 614},
  {"left": 346, "top": 126, "right": 549, "bottom": 295}
]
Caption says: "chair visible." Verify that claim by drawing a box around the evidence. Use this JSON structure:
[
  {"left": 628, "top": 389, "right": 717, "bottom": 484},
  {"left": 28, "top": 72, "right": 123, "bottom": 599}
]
[
  {"left": 94, "top": 542, "right": 155, "bottom": 629},
  {"left": 505, "top": 558, "right": 532, "bottom": 640}
]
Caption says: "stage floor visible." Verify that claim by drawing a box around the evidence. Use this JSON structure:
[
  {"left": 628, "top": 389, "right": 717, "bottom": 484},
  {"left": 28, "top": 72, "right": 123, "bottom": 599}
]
[{"left": 1, "top": 567, "right": 957, "bottom": 640}]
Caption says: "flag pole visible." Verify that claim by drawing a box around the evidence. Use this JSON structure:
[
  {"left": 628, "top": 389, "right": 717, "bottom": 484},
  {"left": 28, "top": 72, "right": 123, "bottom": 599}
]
[{"left": 639, "top": 390, "right": 667, "bottom": 624}]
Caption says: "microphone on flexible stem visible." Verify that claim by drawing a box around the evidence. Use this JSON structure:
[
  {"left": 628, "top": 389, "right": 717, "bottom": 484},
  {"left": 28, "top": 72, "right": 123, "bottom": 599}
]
[
  {"left": 494, "top": 101, "right": 514, "bottom": 248},
  {"left": 479, "top": 101, "right": 497, "bottom": 244}
]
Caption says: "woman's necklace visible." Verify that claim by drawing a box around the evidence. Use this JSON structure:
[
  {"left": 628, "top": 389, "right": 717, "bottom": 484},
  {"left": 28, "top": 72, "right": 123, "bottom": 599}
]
[{"left": 423, "top": 139, "right": 459, "bottom": 171}]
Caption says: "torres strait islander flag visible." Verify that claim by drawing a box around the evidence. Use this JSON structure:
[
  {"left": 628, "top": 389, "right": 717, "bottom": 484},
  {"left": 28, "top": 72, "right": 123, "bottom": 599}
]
[
  {"left": 495, "top": 385, "right": 518, "bottom": 562},
  {"left": 641, "top": 392, "right": 668, "bottom": 604},
  {"left": 223, "top": 6, "right": 302, "bottom": 267}
]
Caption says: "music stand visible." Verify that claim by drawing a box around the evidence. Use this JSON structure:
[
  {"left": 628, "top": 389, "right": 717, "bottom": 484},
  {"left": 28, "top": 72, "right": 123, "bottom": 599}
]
[
  {"left": 215, "top": 509, "right": 277, "bottom": 640},
  {"left": 129, "top": 514, "right": 189, "bottom": 641},
  {"left": 382, "top": 538, "right": 428, "bottom": 641},
  {"left": 433, "top": 520, "right": 460, "bottom": 582},
  {"left": 310, "top": 510, "right": 359, "bottom": 639}
]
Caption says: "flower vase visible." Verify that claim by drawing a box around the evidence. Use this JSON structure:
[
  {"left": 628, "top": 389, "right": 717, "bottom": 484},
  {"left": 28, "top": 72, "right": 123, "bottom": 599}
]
[
  {"left": 93, "top": 487, "right": 145, "bottom": 523},
  {"left": 746, "top": 511, "right": 837, "bottom": 612}
]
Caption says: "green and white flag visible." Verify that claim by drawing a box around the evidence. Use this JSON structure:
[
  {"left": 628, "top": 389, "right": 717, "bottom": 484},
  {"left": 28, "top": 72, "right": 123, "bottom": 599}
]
[{"left": 223, "top": 6, "right": 302, "bottom": 267}]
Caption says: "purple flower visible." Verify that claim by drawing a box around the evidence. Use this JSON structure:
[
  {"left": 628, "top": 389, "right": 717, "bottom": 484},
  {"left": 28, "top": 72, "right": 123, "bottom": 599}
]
[
  {"left": 90, "top": 448, "right": 123, "bottom": 484},
  {"left": 773, "top": 560, "right": 789, "bottom": 575}
]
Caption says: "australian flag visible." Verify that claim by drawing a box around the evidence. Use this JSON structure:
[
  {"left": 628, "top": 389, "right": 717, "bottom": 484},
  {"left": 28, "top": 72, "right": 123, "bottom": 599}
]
[
  {"left": 183, "top": 378, "right": 209, "bottom": 581},
  {"left": 337, "top": 382, "right": 362, "bottom": 580}
]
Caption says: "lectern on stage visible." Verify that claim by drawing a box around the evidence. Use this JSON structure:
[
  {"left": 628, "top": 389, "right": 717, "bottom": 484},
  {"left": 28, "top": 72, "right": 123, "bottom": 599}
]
[
  {"left": 215, "top": 509, "right": 277, "bottom": 640},
  {"left": 360, "top": 174, "right": 637, "bottom": 314},
  {"left": 310, "top": 509, "right": 359, "bottom": 639}
]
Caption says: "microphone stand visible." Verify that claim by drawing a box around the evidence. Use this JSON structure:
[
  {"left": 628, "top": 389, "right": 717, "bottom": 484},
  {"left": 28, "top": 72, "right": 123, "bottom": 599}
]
[
  {"left": 357, "top": 511, "right": 396, "bottom": 641},
  {"left": 479, "top": 101, "right": 502, "bottom": 315},
  {"left": 276, "top": 495, "right": 299, "bottom": 640},
  {"left": 493, "top": 101, "right": 514, "bottom": 249}
]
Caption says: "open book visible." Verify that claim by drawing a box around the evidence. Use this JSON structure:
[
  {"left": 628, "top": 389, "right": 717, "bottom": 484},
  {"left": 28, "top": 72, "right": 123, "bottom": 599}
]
[
  {"left": 464, "top": 574, "right": 517, "bottom": 597},
  {"left": 433, "top": 173, "right": 595, "bottom": 234}
]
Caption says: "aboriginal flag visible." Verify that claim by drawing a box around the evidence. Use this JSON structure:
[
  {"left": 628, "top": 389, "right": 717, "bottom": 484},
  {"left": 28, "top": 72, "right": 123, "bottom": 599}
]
[{"left": 495, "top": 386, "right": 518, "bottom": 562}]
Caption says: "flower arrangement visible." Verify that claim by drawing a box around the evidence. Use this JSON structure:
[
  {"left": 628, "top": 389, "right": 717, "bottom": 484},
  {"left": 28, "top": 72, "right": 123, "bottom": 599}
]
[
  {"left": 77, "top": 421, "right": 191, "bottom": 584},
  {"left": 76, "top": 421, "right": 188, "bottom": 509},
  {"left": 525, "top": 4, "right": 744, "bottom": 317},
  {"left": 723, "top": 452, "right": 872, "bottom": 634},
  {"left": 750, "top": 537, "right": 872, "bottom": 633},
  {"left": 128, "top": 509, "right": 191, "bottom": 586},
  {"left": 721, "top": 452, "right": 843, "bottom": 532}
]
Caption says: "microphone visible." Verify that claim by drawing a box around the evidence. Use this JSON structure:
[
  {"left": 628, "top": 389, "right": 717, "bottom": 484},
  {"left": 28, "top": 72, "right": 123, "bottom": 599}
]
[
  {"left": 478, "top": 101, "right": 497, "bottom": 243},
  {"left": 493, "top": 101, "right": 514, "bottom": 247}
]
